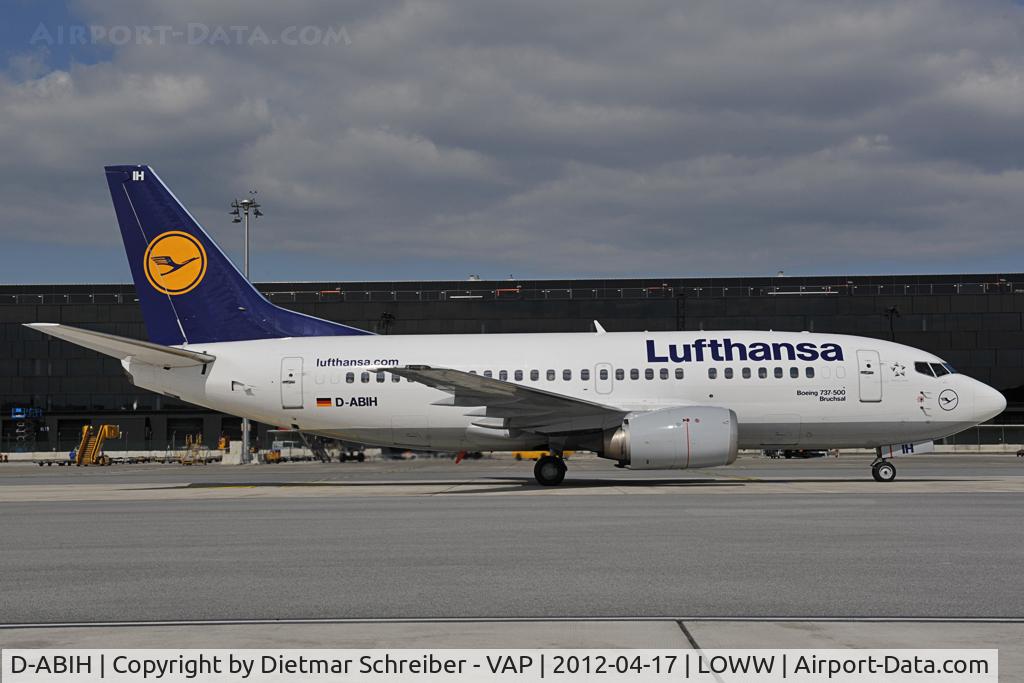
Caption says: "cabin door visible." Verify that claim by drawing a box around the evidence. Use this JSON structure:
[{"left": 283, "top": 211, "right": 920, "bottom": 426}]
[
  {"left": 281, "top": 356, "right": 304, "bottom": 409},
  {"left": 856, "top": 349, "right": 882, "bottom": 402}
]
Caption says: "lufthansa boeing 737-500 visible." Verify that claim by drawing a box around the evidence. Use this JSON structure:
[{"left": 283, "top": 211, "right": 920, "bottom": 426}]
[{"left": 26, "top": 165, "right": 1006, "bottom": 485}]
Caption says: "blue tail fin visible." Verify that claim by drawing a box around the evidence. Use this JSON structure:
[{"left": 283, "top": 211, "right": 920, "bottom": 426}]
[{"left": 105, "top": 164, "right": 372, "bottom": 345}]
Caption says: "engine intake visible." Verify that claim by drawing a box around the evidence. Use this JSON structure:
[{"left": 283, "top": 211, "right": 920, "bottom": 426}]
[{"left": 600, "top": 406, "right": 738, "bottom": 469}]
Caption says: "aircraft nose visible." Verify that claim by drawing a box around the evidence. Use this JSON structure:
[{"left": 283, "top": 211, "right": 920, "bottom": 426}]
[{"left": 974, "top": 383, "right": 1007, "bottom": 422}]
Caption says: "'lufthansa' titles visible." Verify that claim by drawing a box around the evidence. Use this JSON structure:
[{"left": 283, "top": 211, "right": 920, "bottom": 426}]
[{"left": 646, "top": 338, "right": 844, "bottom": 363}]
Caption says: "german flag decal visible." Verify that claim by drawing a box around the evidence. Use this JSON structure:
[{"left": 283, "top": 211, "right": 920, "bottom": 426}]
[{"left": 316, "top": 397, "right": 331, "bottom": 407}]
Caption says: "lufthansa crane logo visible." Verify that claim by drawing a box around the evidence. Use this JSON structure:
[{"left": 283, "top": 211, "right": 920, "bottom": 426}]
[
  {"left": 143, "top": 231, "right": 207, "bottom": 296},
  {"left": 938, "top": 389, "right": 959, "bottom": 411}
]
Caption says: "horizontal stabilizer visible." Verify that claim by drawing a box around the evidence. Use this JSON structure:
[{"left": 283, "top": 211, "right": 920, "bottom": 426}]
[{"left": 25, "top": 323, "right": 214, "bottom": 367}]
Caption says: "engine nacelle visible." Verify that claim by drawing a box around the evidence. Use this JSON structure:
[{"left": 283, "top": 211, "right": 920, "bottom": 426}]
[{"left": 600, "top": 406, "right": 738, "bottom": 470}]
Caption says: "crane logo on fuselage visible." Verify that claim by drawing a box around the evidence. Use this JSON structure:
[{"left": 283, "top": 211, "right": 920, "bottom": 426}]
[
  {"left": 646, "top": 338, "right": 845, "bottom": 363},
  {"left": 143, "top": 230, "right": 207, "bottom": 296}
]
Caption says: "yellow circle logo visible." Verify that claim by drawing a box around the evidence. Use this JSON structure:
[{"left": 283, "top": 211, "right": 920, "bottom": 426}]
[{"left": 143, "top": 231, "right": 208, "bottom": 296}]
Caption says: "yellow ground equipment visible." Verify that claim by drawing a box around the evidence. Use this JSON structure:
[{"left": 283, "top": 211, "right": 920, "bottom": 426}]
[
  {"left": 179, "top": 433, "right": 209, "bottom": 466},
  {"left": 513, "top": 450, "right": 574, "bottom": 461},
  {"left": 75, "top": 424, "right": 120, "bottom": 466}
]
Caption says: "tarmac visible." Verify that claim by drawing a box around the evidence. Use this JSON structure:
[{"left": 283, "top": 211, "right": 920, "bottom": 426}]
[{"left": 1, "top": 453, "right": 1022, "bottom": 674}]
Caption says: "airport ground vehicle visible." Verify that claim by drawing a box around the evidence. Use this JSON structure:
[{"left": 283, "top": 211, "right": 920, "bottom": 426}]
[
  {"left": 27, "top": 165, "right": 1007, "bottom": 485},
  {"left": 513, "top": 450, "right": 574, "bottom": 460}
]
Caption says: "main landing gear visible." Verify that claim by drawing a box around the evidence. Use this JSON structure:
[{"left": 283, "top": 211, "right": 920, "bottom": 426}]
[
  {"left": 871, "top": 458, "right": 896, "bottom": 482},
  {"left": 534, "top": 454, "right": 567, "bottom": 486}
]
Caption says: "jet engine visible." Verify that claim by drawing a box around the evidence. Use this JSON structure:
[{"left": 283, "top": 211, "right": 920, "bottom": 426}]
[{"left": 600, "top": 405, "right": 738, "bottom": 469}]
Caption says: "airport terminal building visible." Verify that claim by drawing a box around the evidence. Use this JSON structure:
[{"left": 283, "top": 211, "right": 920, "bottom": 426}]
[{"left": 2, "top": 273, "right": 1022, "bottom": 453}]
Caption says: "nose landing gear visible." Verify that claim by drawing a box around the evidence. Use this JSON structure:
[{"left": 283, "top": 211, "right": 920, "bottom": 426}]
[
  {"left": 534, "top": 454, "right": 567, "bottom": 486},
  {"left": 871, "top": 458, "right": 896, "bottom": 482}
]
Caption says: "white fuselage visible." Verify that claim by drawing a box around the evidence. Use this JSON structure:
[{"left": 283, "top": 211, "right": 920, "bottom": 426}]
[{"left": 125, "top": 330, "right": 1005, "bottom": 454}]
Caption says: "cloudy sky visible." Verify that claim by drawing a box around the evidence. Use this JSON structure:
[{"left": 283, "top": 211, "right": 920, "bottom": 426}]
[{"left": 2, "top": 0, "right": 1023, "bottom": 283}]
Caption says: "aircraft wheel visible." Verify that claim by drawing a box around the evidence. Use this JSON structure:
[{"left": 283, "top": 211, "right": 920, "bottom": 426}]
[
  {"left": 534, "top": 455, "right": 566, "bottom": 486},
  {"left": 872, "top": 460, "right": 896, "bottom": 482}
]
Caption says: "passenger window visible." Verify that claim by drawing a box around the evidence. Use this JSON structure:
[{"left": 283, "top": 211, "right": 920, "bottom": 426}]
[
  {"left": 645, "top": 368, "right": 654, "bottom": 380},
  {"left": 376, "top": 371, "right": 385, "bottom": 383},
  {"left": 361, "top": 372, "right": 370, "bottom": 383},
  {"left": 774, "top": 367, "right": 783, "bottom": 379},
  {"left": 346, "top": 372, "right": 354, "bottom": 384},
  {"left": 930, "top": 363, "right": 949, "bottom": 377},
  {"left": 514, "top": 370, "right": 523, "bottom": 381},
  {"left": 563, "top": 369, "right": 572, "bottom": 381},
  {"left": 599, "top": 369, "right": 608, "bottom": 380},
  {"left": 675, "top": 368, "right": 684, "bottom": 379},
  {"left": 630, "top": 369, "right": 639, "bottom": 380},
  {"left": 546, "top": 369, "right": 556, "bottom": 381},
  {"left": 499, "top": 370, "right": 508, "bottom": 381},
  {"left": 806, "top": 367, "right": 815, "bottom": 378},
  {"left": 581, "top": 369, "right": 590, "bottom": 380},
  {"left": 741, "top": 367, "right": 751, "bottom": 379},
  {"left": 724, "top": 367, "right": 733, "bottom": 379},
  {"left": 660, "top": 368, "right": 669, "bottom": 380},
  {"left": 759, "top": 367, "right": 768, "bottom": 379},
  {"left": 914, "top": 362, "right": 934, "bottom": 377},
  {"left": 789, "top": 367, "right": 798, "bottom": 379},
  {"left": 708, "top": 368, "right": 717, "bottom": 379},
  {"left": 483, "top": 370, "right": 492, "bottom": 378},
  {"left": 530, "top": 370, "right": 539, "bottom": 381},
  {"left": 615, "top": 368, "right": 624, "bottom": 380}
]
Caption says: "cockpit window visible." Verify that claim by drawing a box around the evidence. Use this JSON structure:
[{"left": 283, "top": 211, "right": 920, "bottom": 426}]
[
  {"left": 914, "top": 362, "right": 934, "bottom": 377},
  {"left": 915, "top": 361, "right": 956, "bottom": 377}
]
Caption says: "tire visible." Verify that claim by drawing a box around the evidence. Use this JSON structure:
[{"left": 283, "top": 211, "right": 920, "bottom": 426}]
[
  {"left": 356, "top": 452, "right": 365, "bottom": 462},
  {"left": 874, "top": 461, "right": 896, "bottom": 482},
  {"left": 533, "top": 456, "right": 566, "bottom": 486}
]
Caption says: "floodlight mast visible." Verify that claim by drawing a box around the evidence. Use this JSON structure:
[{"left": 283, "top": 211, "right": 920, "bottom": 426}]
[{"left": 229, "top": 191, "right": 262, "bottom": 464}]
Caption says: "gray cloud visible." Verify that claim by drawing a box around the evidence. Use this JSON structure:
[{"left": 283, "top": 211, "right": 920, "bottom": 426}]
[{"left": 2, "top": 0, "right": 1024, "bottom": 281}]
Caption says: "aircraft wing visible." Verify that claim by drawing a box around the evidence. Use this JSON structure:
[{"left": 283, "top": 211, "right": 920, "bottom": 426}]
[
  {"left": 25, "top": 323, "right": 215, "bottom": 368},
  {"left": 386, "top": 365, "right": 626, "bottom": 434}
]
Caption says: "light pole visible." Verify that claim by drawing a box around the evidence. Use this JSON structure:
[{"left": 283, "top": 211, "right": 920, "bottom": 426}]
[{"left": 230, "top": 192, "right": 263, "bottom": 464}]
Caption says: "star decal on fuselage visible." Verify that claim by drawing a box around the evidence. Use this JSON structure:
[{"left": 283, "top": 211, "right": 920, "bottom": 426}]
[{"left": 891, "top": 362, "right": 906, "bottom": 377}]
